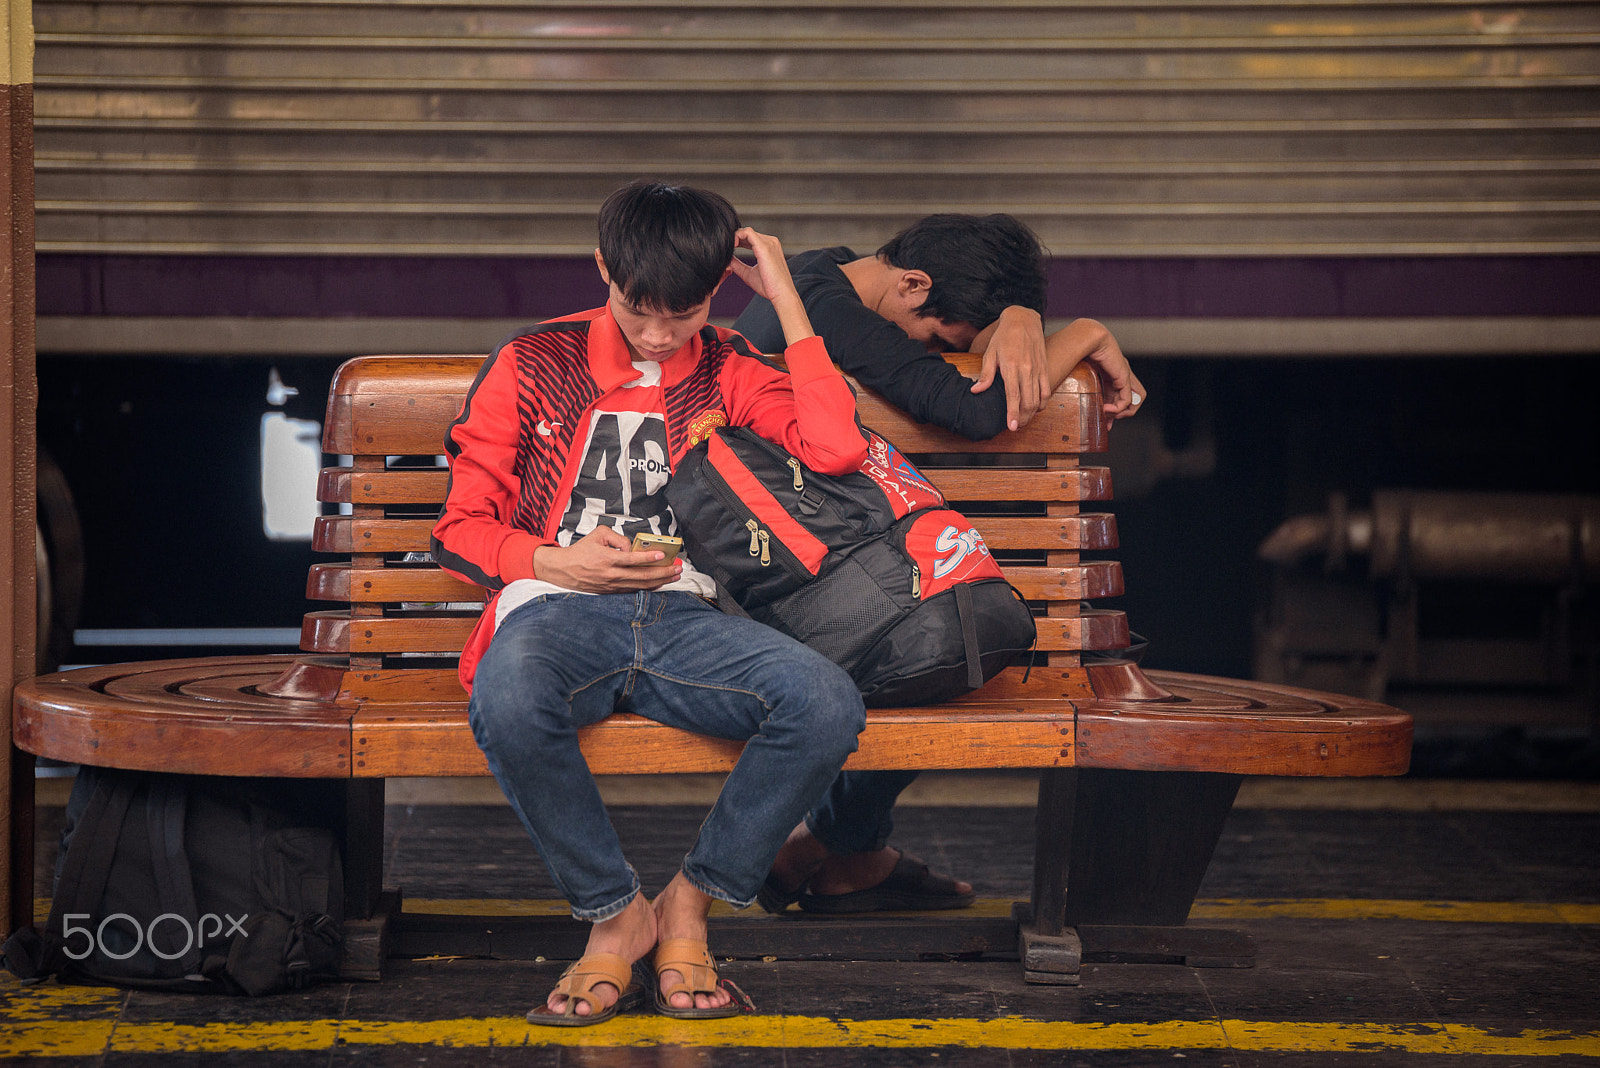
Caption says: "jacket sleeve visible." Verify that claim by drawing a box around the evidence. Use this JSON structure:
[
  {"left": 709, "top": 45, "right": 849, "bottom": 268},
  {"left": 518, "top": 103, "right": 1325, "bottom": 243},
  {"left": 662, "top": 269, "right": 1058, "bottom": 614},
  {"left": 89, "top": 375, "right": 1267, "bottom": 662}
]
[
  {"left": 791, "top": 268, "right": 1009, "bottom": 442},
  {"left": 431, "top": 349, "right": 549, "bottom": 589},
  {"left": 722, "top": 335, "right": 869, "bottom": 476}
]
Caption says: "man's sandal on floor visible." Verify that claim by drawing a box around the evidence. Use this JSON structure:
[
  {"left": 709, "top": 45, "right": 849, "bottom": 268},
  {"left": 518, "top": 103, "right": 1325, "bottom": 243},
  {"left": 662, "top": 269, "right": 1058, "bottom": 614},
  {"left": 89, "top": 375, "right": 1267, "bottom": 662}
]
[
  {"left": 527, "top": 954, "right": 649, "bottom": 1027},
  {"left": 756, "top": 873, "right": 804, "bottom": 914},
  {"left": 652, "top": 938, "right": 755, "bottom": 1018},
  {"left": 795, "top": 849, "right": 976, "bottom": 913}
]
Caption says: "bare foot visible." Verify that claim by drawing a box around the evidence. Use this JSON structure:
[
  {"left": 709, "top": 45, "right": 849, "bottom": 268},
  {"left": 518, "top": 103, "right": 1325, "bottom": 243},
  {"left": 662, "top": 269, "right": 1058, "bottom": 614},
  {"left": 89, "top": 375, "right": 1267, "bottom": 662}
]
[
  {"left": 652, "top": 873, "right": 733, "bottom": 1013},
  {"left": 546, "top": 893, "right": 657, "bottom": 1017}
]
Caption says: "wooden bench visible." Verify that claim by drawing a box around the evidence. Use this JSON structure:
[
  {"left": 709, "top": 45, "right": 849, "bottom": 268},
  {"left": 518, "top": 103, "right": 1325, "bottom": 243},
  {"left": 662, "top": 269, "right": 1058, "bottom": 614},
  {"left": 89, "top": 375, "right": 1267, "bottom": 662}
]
[{"left": 12, "top": 353, "right": 1412, "bottom": 984}]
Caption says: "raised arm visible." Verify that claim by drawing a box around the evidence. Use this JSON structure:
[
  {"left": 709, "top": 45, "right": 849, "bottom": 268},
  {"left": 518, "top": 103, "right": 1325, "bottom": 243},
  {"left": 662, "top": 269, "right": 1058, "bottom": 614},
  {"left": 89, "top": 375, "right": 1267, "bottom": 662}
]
[{"left": 971, "top": 311, "right": 1146, "bottom": 427}]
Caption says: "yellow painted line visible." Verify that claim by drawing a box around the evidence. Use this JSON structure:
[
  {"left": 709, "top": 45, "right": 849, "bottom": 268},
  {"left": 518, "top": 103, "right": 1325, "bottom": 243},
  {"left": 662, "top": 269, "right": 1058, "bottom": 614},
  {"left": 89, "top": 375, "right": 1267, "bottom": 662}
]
[
  {"left": 399, "top": 896, "right": 1600, "bottom": 925},
  {"left": 109, "top": 1021, "right": 342, "bottom": 1054},
  {"left": 3, "top": 1022, "right": 116, "bottom": 1058},
  {"left": 2, "top": 1014, "right": 1598, "bottom": 1056},
  {"left": 403, "top": 896, "right": 1021, "bottom": 919},
  {"left": 0, "top": 982, "right": 123, "bottom": 1022},
  {"left": 1555, "top": 903, "right": 1600, "bottom": 924},
  {"left": 1191, "top": 898, "right": 1600, "bottom": 925},
  {"left": 404, "top": 897, "right": 573, "bottom": 916}
]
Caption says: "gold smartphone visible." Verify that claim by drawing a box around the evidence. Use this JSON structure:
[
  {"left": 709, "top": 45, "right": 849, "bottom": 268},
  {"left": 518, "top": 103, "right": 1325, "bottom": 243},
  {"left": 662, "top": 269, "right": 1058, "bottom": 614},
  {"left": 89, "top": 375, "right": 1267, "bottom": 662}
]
[{"left": 630, "top": 532, "right": 684, "bottom": 563}]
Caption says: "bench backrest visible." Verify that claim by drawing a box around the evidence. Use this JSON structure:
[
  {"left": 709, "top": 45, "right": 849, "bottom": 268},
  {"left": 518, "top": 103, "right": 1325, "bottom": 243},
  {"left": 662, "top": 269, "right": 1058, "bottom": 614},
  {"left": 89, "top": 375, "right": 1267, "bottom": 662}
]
[{"left": 304, "top": 353, "right": 1127, "bottom": 702}]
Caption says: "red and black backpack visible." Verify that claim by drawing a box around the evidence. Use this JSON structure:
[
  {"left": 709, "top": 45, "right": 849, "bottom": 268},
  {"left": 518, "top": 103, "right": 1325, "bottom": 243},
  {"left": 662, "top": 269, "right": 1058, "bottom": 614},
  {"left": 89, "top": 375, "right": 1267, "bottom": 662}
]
[{"left": 667, "top": 426, "right": 1037, "bottom": 706}]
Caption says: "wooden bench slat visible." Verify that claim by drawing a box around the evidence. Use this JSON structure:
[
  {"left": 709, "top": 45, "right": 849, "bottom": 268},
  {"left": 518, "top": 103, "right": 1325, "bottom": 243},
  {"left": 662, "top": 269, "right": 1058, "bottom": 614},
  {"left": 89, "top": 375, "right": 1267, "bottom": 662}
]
[
  {"left": 1070, "top": 608, "right": 1131, "bottom": 652},
  {"left": 321, "top": 354, "right": 1107, "bottom": 457},
  {"left": 312, "top": 516, "right": 436, "bottom": 554},
  {"left": 979, "top": 515, "right": 1117, "bottom": 551},
  {"left": 1010, "top": 563, "right": 1124, "bottom": 601},
  {"left": 325, "top": 393, "right": 464, "bottom": 455},
  {"left": 302, "top": 611, "right": 478, "bottom": 655},
  {"left": 307, "top": 562, "right": 482, "bottom": 604},
  {"left": 327, "top": 393, "right": 1106, "bottom": 458},
  {"left": 854, "top": 392, "right": 1105, "bottom": 454},
  {"left": 349, "top": 706, "right": 1078, "bottom": 778},
  {"left": 300, "top": 606, "right": 1129, "bottom": 656},
  {"left": 305, "top": 561, "right": 1121, "bottom": 605},
  {"left": 319, "top": 467, "right": 449, "bottom": 505},
  {"left": 314, "top": 464, "right": 1115, "bottom": 506},
  {"left": 303, "top": 562, "right": 1121, "bottom": 606},
  {"left": 928, "top": 466, "right": 1111, "bottom": 503},
  {"left": 325, "top": 661, "right": 1102, "bottom": 707},
  {"left": 311, "top": 515, "right": 1119, "bottom": 558}
]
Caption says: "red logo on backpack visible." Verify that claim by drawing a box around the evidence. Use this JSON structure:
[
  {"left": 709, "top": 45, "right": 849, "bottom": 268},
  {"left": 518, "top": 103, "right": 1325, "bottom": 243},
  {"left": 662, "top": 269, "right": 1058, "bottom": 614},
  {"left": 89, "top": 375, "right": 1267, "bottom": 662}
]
[
  {"left": 859, "top": 431, "right": 944, "bottom": 518},
  {"left": 905, "top": 510, "right": 1005, "bottom": 599}
]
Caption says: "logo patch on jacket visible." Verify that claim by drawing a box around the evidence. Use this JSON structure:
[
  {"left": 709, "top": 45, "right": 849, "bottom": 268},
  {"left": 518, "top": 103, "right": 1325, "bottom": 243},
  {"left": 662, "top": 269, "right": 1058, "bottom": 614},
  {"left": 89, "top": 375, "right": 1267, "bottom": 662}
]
[{"left": 686, "top": 408, "right": 728, "bottom": 448}]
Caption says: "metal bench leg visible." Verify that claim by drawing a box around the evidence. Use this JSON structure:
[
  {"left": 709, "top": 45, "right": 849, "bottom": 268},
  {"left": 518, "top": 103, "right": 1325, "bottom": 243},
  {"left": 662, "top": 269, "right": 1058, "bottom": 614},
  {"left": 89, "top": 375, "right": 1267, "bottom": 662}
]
[
  {"left": 1064, "top": 768, "right": 1255, "bottom": 968},
  {"left": 1062, "top": 768, "right": 1241, "bottom": 925},
  {"left": 338, "top": 778, "right": 393, "bottom": 981},
  {"left": 341, "top": 778, "right": 386, "bottom": 920},
  {"left": 1016, "top": 767, "right": 1083, "bottom": 984}
]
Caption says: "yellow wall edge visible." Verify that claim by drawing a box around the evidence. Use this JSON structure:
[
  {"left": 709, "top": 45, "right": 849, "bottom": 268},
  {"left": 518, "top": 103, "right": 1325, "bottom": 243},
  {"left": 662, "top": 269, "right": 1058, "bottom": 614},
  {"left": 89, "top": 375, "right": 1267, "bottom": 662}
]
[{"left": 4, "top": 0, "right": 33, "bottom": 86}]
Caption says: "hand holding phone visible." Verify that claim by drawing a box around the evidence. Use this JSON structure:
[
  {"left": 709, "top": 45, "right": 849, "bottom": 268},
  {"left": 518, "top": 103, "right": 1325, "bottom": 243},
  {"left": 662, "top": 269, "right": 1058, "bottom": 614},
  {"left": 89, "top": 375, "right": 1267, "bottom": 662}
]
[{"left": 630, "top": 532, "right": 683, "bottom": 563}]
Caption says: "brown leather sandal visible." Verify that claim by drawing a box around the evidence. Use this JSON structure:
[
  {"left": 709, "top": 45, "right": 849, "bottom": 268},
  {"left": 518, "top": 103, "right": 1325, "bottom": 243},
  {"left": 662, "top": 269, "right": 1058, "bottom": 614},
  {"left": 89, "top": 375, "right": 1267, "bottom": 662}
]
[
  {"left": 795, "top": 849, "right": 976, "bottom": 913},
  {"left": 527, "top": 953, "right": 648, "bottom": 1027},
  {"left": 652, "top": 938, "right": 753, "bottom": 1019}
]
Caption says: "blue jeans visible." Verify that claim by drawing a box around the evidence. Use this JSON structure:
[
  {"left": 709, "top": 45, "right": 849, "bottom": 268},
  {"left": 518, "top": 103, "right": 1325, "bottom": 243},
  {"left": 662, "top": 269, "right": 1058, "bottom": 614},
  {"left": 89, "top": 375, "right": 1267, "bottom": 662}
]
[
  {"left": 469, "top": 590, "right": 865, "bottom": 921},
  {"left": 805, "top": 770, "right": 919, "bottom": 855}
]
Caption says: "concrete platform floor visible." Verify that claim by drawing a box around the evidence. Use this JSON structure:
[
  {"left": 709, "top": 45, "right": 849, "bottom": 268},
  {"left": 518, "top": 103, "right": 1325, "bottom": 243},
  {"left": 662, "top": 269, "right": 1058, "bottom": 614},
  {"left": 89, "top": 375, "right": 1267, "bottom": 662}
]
[{"left": 6, "top": 775, "right": 1600, "bottom": 1065}]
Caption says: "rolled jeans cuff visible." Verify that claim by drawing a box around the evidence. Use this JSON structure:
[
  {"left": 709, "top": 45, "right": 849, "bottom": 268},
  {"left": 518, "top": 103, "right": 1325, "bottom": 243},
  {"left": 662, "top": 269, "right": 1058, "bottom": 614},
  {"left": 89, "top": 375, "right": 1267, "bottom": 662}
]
[
  {"left": 568, "top": 867, "right": 642, "bottom": 922},
  {"left": 682, "top": 865, "right": 758, "bottom": 911}
]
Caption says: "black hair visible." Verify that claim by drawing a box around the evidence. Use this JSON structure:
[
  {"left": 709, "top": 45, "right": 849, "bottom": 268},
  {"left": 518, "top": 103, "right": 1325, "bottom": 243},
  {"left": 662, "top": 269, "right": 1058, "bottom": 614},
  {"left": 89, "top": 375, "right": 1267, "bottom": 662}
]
[
  {"left": 876, "top": 214, "right": 1048, "bottom": 326},
  {"left": 597, "top": 180, "right": 741, "bottom": 314}
]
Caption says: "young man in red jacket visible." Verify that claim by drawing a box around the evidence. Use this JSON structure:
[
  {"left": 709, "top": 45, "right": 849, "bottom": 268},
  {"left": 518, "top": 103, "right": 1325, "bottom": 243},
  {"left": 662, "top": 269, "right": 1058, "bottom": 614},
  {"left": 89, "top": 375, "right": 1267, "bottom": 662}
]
[{"left": 433, "top": 181, "right": 869, "bottom": 1025}]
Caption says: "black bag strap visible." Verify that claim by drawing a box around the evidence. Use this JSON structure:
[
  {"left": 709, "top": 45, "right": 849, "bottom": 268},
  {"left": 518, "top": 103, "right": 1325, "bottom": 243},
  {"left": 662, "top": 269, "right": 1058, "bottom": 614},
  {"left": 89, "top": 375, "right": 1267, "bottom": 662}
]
[
  {"left": 146, "top": 776, "right": 203, "bottom": 973},
  {"left": 955, "top": 582, "right": 984, "bottom": 691},
  {"left": 39, "top": 770, "right": 141, "bottom": 972},
  {"left": 1016, "top": 585, "right": 1038, "bottom": 684},
  {"left": 713, "top": 575, "right": 752, "bottom": 619}
]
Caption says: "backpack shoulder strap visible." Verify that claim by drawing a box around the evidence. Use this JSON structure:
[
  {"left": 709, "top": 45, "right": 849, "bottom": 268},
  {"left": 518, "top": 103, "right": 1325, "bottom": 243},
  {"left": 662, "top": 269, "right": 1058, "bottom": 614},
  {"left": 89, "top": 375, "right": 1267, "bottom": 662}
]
[
  {"left": 954, "top": 582, "right": 984, "bottom": 691},
  {"left": 146, "top": 776, "right": 204, "bottom": 973},
  {"left": 37, "top": 770, "right": 142, "bottom": 974}
]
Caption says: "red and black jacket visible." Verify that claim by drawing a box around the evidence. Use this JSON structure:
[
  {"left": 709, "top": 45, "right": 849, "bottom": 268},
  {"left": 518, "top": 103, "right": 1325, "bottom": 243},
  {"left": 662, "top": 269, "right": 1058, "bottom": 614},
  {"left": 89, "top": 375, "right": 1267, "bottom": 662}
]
[{"left": 432, "top": 305, "right": 868, "bottom": 689}]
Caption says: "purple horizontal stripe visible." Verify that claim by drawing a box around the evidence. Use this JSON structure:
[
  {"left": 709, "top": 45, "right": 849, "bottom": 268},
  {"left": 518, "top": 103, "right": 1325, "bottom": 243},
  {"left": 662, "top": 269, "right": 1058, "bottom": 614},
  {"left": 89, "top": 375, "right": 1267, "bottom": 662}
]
[{"left": 37, "top": 254, "right": 1600, "bottom": 319}]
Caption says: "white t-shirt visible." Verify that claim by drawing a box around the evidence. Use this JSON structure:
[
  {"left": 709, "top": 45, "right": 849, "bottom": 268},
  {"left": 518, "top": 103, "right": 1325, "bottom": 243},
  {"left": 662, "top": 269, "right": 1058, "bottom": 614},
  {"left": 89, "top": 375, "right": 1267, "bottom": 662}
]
[{"left": 492, "top": 358, "right": 716, "bottom": 631}]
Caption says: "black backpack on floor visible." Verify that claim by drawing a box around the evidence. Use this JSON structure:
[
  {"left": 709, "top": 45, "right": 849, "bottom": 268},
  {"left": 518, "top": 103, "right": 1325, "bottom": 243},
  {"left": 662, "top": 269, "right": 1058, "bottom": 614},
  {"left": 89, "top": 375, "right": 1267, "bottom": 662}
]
[
  {"left": 667, "top": 426, "right": 1037, "bottom": 706},
  {"left": 3, "top": 767, "right": 345, "bottom": 995}
]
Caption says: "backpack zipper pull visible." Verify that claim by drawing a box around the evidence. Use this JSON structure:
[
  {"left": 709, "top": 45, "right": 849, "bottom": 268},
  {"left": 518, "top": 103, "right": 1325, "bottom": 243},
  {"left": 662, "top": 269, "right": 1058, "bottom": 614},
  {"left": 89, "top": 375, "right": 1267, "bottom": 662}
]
[
  {"left": 758, "top": 529, "right": 771, "bottom": 567},
  {"left": 911, "top": 563, "right": 922, "bottom": 598},
  {"left": 746, "top": 519, "right": 761, "bottom": 557},
  {"left": 786, "top": 457, "right": 804, "bottom": 492}
]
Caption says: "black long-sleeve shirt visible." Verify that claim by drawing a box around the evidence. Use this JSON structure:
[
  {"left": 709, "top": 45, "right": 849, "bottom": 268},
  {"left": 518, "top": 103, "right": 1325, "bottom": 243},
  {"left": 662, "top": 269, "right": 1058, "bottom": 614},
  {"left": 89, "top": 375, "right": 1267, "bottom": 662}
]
[{"left": 731, "top": 247, "right": 1009, "bottom": 442}]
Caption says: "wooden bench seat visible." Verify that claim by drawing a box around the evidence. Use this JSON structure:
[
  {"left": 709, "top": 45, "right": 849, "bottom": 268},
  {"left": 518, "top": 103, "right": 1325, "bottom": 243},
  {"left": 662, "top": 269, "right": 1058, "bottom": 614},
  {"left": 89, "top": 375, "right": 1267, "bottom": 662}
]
[
  {"left": 11, "top": 352, "right": 1412, "bottom": 984},
  {"left": 16, "top": 657, "right": 1407, "bottom": 780}
]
